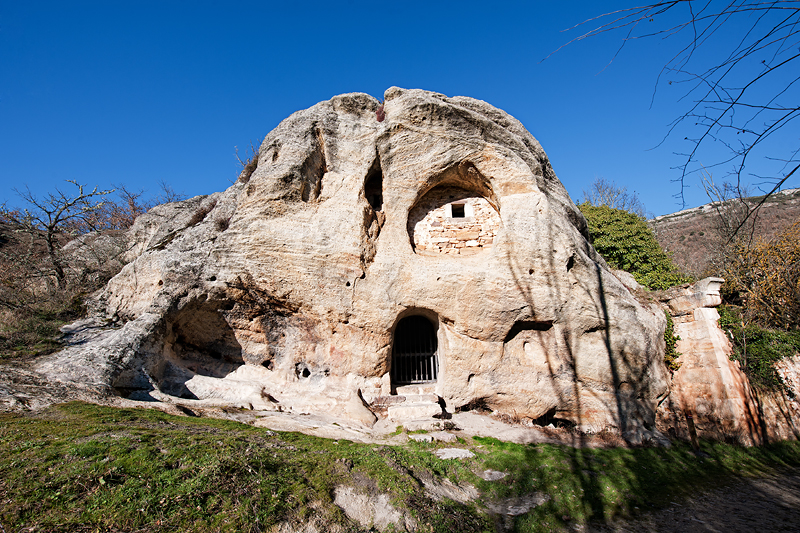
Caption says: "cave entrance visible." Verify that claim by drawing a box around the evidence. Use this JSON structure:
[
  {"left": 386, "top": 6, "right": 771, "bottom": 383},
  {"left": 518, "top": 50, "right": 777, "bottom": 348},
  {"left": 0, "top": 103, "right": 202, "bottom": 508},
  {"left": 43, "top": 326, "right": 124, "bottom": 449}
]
[{"left": 391, "top": 315, "right": 438, "bottom": 385}]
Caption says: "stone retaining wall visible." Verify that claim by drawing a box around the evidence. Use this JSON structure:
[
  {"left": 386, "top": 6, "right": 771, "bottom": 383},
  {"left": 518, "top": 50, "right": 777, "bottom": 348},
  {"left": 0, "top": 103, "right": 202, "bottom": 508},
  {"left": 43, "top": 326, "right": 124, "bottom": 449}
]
[{"left": 408, "top": 186, "right": 500, "bottom": 255}]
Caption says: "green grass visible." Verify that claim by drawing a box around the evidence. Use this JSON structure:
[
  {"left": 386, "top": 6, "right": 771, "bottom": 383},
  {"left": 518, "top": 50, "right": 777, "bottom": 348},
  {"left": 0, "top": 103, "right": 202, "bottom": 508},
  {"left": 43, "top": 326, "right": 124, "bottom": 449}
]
[
  {"left": 1, "top": 403, "right": 800, "bottom": 532},
  {"left": 471, "top": 435, "right": 800, "bottom": 531}
]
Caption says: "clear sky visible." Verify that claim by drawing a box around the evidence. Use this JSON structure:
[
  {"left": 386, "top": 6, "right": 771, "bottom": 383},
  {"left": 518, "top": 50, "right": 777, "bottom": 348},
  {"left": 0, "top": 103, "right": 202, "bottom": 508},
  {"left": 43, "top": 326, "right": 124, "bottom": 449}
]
[{"left": 2, "top": 1, "right": 797, "bottom": 217}]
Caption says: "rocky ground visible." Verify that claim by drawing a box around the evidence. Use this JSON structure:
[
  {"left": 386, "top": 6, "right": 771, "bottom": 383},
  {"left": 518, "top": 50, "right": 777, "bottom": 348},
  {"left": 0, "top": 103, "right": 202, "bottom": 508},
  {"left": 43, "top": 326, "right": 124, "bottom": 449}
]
[
  {"left": 587, "top": 466, "right": 800, "bottom": 532},
  {"left": 0, "top": 357, "right": 627, "bottom": 448}
]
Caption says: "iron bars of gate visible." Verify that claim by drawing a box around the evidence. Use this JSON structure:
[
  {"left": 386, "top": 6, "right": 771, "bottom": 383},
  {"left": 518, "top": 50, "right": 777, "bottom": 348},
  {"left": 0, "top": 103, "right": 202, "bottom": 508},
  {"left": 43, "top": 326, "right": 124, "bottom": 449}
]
[{"left": 391, "top": 315, "right": 438, "bottom": 384}]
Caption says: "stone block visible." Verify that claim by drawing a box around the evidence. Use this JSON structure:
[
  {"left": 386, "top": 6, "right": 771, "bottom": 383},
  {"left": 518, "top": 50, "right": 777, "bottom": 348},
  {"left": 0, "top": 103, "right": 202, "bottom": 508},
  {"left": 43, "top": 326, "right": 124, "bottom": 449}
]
[{"left": 388, "top": 402, "right": 443, "bottom": 421}]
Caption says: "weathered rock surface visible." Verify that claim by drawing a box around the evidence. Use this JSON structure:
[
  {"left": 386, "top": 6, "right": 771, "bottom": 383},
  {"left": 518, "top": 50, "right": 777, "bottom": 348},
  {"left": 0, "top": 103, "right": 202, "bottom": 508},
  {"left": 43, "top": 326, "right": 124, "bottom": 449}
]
[
  {"left": 334, "top": 485, "right": 416, "bottom": 532},
  {"left": 36, "top": 88, "right": 670, "bottom": 436},
  {"left": 658, "top": 277, "right": 800, "bottom": 444}
]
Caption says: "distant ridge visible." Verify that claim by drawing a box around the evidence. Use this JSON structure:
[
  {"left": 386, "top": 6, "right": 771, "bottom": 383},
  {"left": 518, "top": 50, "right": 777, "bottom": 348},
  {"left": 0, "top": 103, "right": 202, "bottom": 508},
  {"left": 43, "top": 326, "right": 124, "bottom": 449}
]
[
  {"left": 651, "top": 188, "right": 800, "bottom": 277},
  {"left": 653, "top": 187, "right": 800, "bottom": 223}
]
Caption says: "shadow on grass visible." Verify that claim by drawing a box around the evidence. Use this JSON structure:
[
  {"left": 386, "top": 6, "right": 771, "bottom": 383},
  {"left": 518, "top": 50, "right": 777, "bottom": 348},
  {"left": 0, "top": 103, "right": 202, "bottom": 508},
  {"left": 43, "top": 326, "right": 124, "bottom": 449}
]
[{"left": 472, "top": 434, "right": 800, "bottom": 532}]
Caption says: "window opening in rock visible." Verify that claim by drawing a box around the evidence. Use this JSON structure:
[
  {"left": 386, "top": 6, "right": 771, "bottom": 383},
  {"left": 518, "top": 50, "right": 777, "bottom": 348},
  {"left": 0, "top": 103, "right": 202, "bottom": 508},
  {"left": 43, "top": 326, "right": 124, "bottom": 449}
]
[
  {"left": 364, "top": 156, "right": 383, "bottom": 211},
  {"left": 391, "top": 315, "right": 438, "bottom": 385},
  {"left": 408, "top": 186, "right": 501, "bottom": 256}
]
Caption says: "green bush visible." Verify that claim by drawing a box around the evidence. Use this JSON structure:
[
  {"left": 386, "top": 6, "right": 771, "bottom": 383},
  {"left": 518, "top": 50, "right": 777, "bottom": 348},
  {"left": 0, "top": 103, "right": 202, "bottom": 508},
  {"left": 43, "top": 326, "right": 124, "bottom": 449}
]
[
  {"left": 664, "top": 311, "right": 682, "bottom": 372},
  {"left": 718, "top": 305, "right": 800, "bottom": 391},
  {"left": 579, "top": 203, "right": 691, "bottom": 290}
]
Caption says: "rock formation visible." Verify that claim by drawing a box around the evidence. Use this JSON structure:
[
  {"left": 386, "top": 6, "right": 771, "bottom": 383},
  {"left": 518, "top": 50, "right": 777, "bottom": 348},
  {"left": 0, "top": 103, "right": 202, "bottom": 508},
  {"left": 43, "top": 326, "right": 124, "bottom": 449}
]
[
  {"left": 658, "top": 278, "right": 800, "bottom": 444},
  {"left": 37, "top": 88, "right": 670, "bottom": 436}
]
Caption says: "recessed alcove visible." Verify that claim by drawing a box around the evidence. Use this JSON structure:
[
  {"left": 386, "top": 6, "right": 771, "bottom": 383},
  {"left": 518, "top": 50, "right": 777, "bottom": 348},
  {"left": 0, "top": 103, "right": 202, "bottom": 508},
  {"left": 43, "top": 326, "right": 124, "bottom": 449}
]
[
  {"left": 408, "top": 185, "right": 501, "bottom": 256},
  {"left": 364, "top": 156, "right": 383, "bottom": 211}
]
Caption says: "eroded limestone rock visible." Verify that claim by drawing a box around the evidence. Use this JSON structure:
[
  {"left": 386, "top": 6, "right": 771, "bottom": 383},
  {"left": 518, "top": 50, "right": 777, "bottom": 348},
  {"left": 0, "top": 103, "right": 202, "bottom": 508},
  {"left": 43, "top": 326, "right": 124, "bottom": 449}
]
[
  {"left": 37, "top": 88, "right": 670, "bottom": 435},
  {"left": 658, "top": 277, "right": 800, "bottom": 444}
]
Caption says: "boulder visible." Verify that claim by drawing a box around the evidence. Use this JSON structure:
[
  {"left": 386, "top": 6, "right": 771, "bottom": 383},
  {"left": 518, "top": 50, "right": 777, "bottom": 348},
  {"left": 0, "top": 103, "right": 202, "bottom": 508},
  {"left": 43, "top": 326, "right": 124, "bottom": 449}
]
[{"left": 37, "top": 88, "right": 670, "bottom": 435}]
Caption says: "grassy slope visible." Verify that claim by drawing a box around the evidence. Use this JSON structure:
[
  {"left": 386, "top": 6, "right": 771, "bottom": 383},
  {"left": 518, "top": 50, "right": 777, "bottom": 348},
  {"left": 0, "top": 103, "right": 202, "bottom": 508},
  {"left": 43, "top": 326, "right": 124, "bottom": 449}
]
[{"left": 2, "top": 403, "right": 800, "bottom": 532}]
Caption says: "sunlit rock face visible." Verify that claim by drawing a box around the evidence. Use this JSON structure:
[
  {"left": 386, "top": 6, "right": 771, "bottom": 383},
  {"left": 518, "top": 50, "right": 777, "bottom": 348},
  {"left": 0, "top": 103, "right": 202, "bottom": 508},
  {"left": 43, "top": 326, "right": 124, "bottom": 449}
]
[
  {"left": 38, "top": 88, "right": 670, "bottom": 434},
  {"left": 658, "top": 278, "right": 800, "bottom": 445}
]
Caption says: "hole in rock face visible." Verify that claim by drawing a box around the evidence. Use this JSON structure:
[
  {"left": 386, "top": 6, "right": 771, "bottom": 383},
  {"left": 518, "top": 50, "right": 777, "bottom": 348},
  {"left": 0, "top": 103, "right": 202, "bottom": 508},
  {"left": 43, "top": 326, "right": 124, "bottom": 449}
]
[
  {"left": 364, "top": 155, "right": 383, "bottom": 211},
  {"left": 455, "top": 397, "right": 491, "bottom": 413},
  {"left": 361, "top": 154, "right": 385, "bottom": 268},
  {"left": 346, "top": 281, "right": 351, "bottom": 287},
  {"left": 408, "top": 186, "right": 500, "bottom": 256},
  {"left": 529, "top": 408, "right": 574, "bottom": 428},
  {"left": 299, "top": 129, "right": 327, "bottom": 202},
  {"left": 504, "top": 320, "right": 553, "bottom": 344},
  {"left": 128, "top": 298, "right": 246, "bottom": 401},
  {"left": 169, "top": 302, "right": 244, "bottom": 368},
  {"left": 566, "top": 255, "right": 575, "bottom": 272},
  {"left": 295, "top": 362, "right": 313, "bottom": 379}
]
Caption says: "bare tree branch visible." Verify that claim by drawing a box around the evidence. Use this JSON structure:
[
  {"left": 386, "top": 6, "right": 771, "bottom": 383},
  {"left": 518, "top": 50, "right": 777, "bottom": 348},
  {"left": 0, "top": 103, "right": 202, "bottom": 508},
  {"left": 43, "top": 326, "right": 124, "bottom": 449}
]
[
  {"left": 555, "top": 1, "right": 800, "bottom": 218},
  {"left": 1, "top": 181, "right": 113, "bottom": 289}
]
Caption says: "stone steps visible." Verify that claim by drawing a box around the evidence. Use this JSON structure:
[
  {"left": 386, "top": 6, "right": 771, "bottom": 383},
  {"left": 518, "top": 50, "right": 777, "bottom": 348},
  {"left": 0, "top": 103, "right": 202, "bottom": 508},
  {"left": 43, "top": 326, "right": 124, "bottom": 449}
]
[{"left": 384, "top": 385, "right": 444, "bottom": 421}]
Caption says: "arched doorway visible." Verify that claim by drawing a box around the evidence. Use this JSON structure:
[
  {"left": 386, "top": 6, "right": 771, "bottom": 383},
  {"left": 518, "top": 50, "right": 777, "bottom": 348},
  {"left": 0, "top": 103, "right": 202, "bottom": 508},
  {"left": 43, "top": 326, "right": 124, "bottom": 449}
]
[{"left": 391, "top": 315, "right": 438, "bottom": 385}]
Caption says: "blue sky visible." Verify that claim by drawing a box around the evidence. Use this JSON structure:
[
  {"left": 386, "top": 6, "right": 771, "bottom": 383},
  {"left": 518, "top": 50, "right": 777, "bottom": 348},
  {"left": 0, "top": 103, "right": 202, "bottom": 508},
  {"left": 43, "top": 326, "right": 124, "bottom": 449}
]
[{"left": 2, "top": 1, "right": 797, "bottom": 217}]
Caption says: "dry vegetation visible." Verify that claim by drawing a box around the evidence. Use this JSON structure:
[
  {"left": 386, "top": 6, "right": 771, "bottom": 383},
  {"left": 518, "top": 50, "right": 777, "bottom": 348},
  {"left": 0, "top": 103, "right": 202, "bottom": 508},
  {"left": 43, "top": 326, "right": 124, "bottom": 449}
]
[
  {"left": 652, "top": 188, "right": 800, "bottom": 279},
  {"left": 0, "top": 182, "right": 184, "bottom": 359}
]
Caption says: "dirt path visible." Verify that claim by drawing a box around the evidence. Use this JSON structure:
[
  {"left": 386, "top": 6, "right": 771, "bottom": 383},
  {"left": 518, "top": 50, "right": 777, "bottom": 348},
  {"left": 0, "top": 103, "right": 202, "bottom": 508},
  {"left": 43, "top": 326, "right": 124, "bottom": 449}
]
[{"left": 589, "top": 467, "right": 800, "bottom": 532}]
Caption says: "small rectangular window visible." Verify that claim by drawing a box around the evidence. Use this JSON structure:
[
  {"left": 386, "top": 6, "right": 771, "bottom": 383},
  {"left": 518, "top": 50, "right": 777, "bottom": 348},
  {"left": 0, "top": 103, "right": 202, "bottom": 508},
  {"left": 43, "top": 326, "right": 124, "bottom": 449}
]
[{"left": 451, "top": 203, "right": 465, "bottom": 218}]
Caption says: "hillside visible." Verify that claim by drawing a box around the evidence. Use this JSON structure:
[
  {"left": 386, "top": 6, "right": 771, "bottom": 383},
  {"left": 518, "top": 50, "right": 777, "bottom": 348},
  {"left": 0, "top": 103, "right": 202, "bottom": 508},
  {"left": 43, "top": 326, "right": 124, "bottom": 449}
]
[
  {"left": 651, "top": 188, "right": 800, "bottom": 277},
  {"left": 2, "top": 402, "right": 800, "bottom": 532}
]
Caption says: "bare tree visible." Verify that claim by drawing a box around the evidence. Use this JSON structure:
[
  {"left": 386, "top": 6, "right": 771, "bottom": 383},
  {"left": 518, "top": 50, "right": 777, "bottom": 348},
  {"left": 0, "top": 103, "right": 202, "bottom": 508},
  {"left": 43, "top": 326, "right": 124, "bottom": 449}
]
[
  {"left": 153, "top": 179, "right": 187, "bottom": 205},
  {"left": 561, "top": 1, "right": 800, "bottom": 218},
  {"left": 582, "top": 177, "right": 647, "bottom": 217},
  {"left": 699, "top": 168, "right": 756, "bottom": 240},
  {"left": 0, "top": 181, "right": 113, "bottom": 289}
]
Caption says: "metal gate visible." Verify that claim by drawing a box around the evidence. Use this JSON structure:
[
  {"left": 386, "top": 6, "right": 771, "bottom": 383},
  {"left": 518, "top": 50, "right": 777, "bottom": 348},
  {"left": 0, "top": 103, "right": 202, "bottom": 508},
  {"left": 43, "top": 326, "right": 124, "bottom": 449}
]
[{"left": 391, "top": 315, "right": 438, "bottom": 384}]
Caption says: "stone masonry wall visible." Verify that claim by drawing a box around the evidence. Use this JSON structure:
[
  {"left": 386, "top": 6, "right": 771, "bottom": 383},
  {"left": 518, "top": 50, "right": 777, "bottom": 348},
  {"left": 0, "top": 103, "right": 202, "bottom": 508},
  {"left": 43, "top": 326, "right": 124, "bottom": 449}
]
[{"left": 408, "top": 186, "right": 500, "bottom": 255}]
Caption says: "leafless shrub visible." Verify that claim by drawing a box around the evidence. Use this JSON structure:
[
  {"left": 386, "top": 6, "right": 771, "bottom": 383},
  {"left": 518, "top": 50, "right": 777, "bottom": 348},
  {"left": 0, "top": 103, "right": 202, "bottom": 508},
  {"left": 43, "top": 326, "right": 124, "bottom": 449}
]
[
  {"left": 215, "top": 216, "right": 230, "bottom": 232},
  {"left": 236, "top": 141, "right": 260, "bottom": 184},
  {"left": 0, "top": 181, "right": 115, "bottom": 290},
  {"left": 153, "top": 180, "right": 187, "bottom": 205},
  {"left": 188, "top": 199, "right": 217, "bottom": 227},
  {"left": 0, "top": 180, "right": 188, "bottom": 358},
  {"left": 582, "top": 177, "right": 646, "bottom": 218}
]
